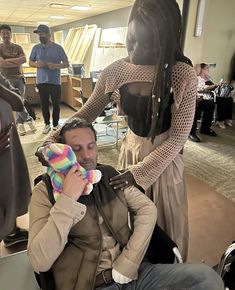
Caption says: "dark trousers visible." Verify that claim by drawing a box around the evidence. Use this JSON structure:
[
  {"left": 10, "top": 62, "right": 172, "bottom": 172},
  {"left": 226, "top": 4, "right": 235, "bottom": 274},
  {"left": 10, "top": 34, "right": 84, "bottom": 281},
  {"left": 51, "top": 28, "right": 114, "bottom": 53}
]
[
  {"left": 190, "top": 98, "right": 215, "bottom": 135},
  {"left": 37, "top": 83, "right": 61, "bottom": 127},
  {"left": 216, "top": 97, "right": 233, "bottom": 121}
]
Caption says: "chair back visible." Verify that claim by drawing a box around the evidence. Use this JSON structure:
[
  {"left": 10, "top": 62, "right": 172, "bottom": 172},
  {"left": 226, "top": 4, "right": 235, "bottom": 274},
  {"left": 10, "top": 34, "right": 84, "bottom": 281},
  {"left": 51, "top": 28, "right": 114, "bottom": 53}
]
[
  {"left": 0, "top": 250, "right": 39, "bottom": 290},
  {"left": 145, "top": 224, "right": 183, "bottom": 264}
]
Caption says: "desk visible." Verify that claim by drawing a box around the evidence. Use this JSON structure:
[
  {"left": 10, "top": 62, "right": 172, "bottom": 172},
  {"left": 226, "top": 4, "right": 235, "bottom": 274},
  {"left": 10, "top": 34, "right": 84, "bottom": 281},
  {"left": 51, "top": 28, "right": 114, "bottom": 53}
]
[{"left": 94, "top": 116, "right": 127, "bottom": 148}]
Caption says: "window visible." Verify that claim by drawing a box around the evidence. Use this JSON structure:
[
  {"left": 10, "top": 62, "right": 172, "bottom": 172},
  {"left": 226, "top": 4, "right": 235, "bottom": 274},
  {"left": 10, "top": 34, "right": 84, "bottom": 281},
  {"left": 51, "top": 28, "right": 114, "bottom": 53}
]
[{"left": 99, "top": 27, "right": 127, "bottom": 47}]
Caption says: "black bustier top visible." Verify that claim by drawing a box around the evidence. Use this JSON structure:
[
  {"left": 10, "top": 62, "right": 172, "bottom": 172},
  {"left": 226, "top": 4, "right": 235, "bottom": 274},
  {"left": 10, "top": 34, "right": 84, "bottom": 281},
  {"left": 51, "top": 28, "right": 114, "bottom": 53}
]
[{"left": 119, "top": 85, "right": 173, "bottom": 137}]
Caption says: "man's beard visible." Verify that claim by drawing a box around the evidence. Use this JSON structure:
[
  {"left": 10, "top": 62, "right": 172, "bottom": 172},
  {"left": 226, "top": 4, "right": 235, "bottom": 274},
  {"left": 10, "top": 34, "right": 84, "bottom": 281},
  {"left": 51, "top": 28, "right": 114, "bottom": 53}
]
[
  {"left": 79, "top": 158, "right": 97, "bottom": 170},
  {"left": 39, "top": 37, "right": 48, "bottom": 44}
]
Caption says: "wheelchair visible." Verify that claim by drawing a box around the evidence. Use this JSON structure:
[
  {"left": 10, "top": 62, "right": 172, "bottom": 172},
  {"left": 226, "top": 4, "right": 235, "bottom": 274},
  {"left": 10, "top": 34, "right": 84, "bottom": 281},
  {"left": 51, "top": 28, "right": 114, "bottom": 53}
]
[{"left": 216, "top": 241, "right": 235, "bottom": 290}]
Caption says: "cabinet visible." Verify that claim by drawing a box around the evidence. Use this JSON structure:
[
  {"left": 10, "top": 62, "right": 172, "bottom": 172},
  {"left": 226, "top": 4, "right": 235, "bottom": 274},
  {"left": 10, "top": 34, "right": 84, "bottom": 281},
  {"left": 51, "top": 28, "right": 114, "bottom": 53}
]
[
  {"left": 64, "top": 76, "right": 83, "bottom": 110},
  {"left": 24, "top": 75, "right": 70, "bottom": 105}
]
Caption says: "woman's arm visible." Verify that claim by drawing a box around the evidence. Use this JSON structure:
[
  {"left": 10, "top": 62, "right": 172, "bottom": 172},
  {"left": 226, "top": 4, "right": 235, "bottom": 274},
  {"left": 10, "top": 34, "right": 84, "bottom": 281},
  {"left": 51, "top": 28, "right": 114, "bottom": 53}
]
[{"left": 44, "top": 73, "right": 110, "bottom": 144}]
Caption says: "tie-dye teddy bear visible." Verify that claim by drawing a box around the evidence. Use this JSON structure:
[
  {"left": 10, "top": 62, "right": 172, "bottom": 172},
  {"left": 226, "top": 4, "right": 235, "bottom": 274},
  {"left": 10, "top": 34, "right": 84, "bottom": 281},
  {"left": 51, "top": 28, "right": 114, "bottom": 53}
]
[{"left": 38, "top": 143, "right": 102, "bottom": 201}]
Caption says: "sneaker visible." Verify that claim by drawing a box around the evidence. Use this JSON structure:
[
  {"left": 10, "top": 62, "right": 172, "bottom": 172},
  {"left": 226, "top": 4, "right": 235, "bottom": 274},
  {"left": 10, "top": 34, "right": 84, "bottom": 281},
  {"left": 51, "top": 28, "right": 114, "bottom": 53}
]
[
  {"left": 188, "top": 134, "right": 201, "bottom": 142},
  {"left": 27, "top": 120, "right": 37, "bottom": 133},
  {"left": 3, "top": 228, "right": 28, "bottom": 248},
  {"left": 53, "top": 124, "right": 61, "bottom": 131},
  {"left": 42, "top": 124, "right": 51, "bottom": 134},
  {"left": 18, "top": 123, "right": 26, "bottom": 136},
  {"left": 225, "top": 119, "right": 233, "bottom": 127},
  {"left": 200, "top": 129, "right": 217, "bottom": 137},
  {"left": 216, "top": 121, "right": 226, "bottom": 129}
]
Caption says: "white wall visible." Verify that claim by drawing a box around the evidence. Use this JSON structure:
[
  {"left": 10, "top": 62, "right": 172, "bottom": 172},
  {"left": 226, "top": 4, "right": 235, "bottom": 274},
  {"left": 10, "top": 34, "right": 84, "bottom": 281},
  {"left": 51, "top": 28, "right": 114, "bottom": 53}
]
[
  {"left": 184, "top": 0, "right": 235, "bottom": 82},
  {"left": 53, "top": 7, "right": 132, "bottom": 39}
]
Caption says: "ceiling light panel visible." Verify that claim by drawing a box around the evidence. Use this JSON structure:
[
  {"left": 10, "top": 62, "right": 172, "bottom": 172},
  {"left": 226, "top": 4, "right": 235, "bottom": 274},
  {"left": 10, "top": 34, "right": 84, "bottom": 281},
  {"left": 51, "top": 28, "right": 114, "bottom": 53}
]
[
  {"left": 49, "top": 3, "right": 70, "bottom": 9},
  {"left": 49, "top": 15, "right": 65, "bottom": 19},
  {"left": 70, "top": 5, "right": 92, "bottom": 11}
]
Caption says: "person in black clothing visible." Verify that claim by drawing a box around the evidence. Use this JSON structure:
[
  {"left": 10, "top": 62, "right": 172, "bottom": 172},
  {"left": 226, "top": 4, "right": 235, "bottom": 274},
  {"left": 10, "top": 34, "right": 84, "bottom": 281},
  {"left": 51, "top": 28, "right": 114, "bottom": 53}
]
[
  {"left": 189, "top": 63, "right": 217, "bottom": 143},
  {"left": 215, "top": 83, "right": 233, "bottom": 128},
  {"left": 0, "top": 73, "right": 31, "bottom": 247}
]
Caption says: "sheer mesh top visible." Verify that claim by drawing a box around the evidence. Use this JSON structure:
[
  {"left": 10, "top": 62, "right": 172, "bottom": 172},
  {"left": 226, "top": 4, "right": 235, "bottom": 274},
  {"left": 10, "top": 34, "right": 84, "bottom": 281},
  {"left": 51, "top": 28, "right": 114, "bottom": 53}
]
[{"left": 46, "top": 59, "right": 198, "bottom": 190}]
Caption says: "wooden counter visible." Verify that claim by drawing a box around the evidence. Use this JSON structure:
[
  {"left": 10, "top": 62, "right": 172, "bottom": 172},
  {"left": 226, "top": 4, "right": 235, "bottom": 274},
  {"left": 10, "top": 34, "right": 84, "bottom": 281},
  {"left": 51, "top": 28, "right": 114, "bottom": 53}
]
[{"left": 24, "top": 74, "right": 70, "bottom": 105}]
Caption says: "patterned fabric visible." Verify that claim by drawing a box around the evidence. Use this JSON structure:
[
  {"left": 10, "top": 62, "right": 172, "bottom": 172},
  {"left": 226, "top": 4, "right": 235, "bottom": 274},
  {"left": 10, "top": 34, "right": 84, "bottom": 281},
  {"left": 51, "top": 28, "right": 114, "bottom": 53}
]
[
  {"left": 39, "top": 143, "right": 102, "bottom": 200},
  {"left": 46, "top": 59, "right": 198, "bottom": 190}
]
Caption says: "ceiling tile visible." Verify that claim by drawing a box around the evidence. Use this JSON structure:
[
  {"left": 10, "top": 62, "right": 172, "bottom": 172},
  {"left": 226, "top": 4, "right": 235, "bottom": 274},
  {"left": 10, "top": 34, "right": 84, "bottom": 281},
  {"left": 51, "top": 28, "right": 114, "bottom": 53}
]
[{"left": 0, "top": 0, "right": 134, "bottom": 27}]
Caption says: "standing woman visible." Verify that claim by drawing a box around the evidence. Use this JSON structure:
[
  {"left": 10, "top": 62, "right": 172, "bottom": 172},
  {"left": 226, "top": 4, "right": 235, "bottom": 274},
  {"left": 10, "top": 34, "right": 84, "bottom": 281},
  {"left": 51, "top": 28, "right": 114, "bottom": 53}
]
[{"left": 44, "top": 0, "right": 197, "bottom": 260}]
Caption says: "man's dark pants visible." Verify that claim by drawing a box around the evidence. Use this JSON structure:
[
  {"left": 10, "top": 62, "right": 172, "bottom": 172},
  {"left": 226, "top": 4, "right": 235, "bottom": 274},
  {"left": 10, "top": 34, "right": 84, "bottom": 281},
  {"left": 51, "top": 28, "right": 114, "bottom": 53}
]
[
  {"left": 37, "top": 83, "right": 61, "bottom": 127},
  {"left": 190, "top": 98, "right": 215, "bottom": 135}
]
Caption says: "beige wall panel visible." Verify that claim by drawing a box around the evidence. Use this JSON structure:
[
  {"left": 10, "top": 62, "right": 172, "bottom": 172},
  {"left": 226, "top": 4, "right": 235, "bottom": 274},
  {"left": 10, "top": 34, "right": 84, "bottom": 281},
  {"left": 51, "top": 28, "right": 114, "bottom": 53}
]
[{"left": 184, "top": 0, "right": 235, "bottom": 82}]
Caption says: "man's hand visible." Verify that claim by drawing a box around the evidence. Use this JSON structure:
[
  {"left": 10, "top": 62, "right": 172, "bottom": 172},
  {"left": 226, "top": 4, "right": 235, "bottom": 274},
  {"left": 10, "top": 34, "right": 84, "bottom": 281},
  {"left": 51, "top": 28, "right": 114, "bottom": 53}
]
[
  {"left": 0, "top": 130, "right": 10, "bottom": 153},
  {"left": 62, "top": 165, "right": 88, "bottom": 201},
  {"left": 47, "top": 62, "right": 58, "bottom": 70},
  {"left": 37, "top": 60, "right": 46, "bottom": 68},
  {"left": 0, "top": 58, "right": 7, "bottom": 67},
  {"left": 109, "top": 170, "right": 136, "bottom": 190}
]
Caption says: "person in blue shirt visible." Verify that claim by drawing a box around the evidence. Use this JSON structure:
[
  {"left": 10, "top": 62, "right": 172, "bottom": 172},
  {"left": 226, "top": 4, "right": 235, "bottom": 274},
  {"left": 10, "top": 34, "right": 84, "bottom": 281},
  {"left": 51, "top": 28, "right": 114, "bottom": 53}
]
[{"left": 29, "top": 25, "right": 69, "bottom": 134}]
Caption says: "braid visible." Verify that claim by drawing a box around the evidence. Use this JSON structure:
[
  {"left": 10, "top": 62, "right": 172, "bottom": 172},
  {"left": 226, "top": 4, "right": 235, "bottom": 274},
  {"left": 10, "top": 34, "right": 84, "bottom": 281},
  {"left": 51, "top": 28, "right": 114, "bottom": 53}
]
[{"left": 129, "top": 0, "right": 192, "bottom": 141}]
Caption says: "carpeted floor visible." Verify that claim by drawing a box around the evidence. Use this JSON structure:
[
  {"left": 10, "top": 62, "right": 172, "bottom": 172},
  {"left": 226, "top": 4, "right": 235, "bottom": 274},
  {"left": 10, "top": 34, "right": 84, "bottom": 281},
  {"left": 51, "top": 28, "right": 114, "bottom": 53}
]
[{"left": 184, "top": 124, "right": 235, "bottom": 202}]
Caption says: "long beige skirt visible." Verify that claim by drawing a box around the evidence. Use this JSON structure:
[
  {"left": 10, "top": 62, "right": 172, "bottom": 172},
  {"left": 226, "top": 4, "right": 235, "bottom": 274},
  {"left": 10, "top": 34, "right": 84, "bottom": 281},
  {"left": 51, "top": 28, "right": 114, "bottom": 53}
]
[{"left": 118, "top": 129, "right": 189, "bottom": 261}]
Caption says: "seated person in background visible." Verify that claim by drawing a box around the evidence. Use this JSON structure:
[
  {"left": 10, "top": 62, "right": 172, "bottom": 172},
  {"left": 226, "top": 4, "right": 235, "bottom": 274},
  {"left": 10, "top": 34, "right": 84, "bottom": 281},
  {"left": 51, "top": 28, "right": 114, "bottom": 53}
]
[
  {"left": 189, "top": 63, "right": 217, "bottom": 142},
  {"left": 28, "top": 117, "right": 224, "bottom": 290}
]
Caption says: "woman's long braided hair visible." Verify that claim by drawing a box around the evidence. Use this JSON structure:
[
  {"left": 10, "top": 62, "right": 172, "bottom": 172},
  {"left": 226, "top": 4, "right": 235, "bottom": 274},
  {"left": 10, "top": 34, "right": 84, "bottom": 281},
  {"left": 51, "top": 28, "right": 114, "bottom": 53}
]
[{"left": 129, "top": 0, "right": 192, "bottom": 141}]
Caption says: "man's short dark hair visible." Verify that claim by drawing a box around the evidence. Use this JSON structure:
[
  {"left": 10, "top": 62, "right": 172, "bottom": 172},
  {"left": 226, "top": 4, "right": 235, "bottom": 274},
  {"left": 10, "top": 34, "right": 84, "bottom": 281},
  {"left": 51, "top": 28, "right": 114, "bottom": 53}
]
[
  {"left": 0, "top": 24, "right": 11, "bottom": 32},
  {"left": 59, "top": 118, "right": 97, "bottom": 143}
]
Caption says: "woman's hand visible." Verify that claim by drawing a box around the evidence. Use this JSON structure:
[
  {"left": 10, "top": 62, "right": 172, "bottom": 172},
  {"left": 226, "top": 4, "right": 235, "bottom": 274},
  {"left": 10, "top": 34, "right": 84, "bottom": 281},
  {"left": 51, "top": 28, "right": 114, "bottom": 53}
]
[{"left": 109, "top": 170, "right": 136, "bottom": 190}]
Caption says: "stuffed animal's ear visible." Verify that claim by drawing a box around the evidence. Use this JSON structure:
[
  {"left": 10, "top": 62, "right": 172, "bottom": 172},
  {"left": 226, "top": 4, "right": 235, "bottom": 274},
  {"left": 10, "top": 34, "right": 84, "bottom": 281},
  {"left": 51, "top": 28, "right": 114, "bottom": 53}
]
[
  {"left": 95, "top": 170, "right": 102, "bottom": 183},
  {"left": 87, "top": 169, "right": 102, "bottom": 184},
  {"left": 49, "top": 143, "right": 64, "bottom": 154}
]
